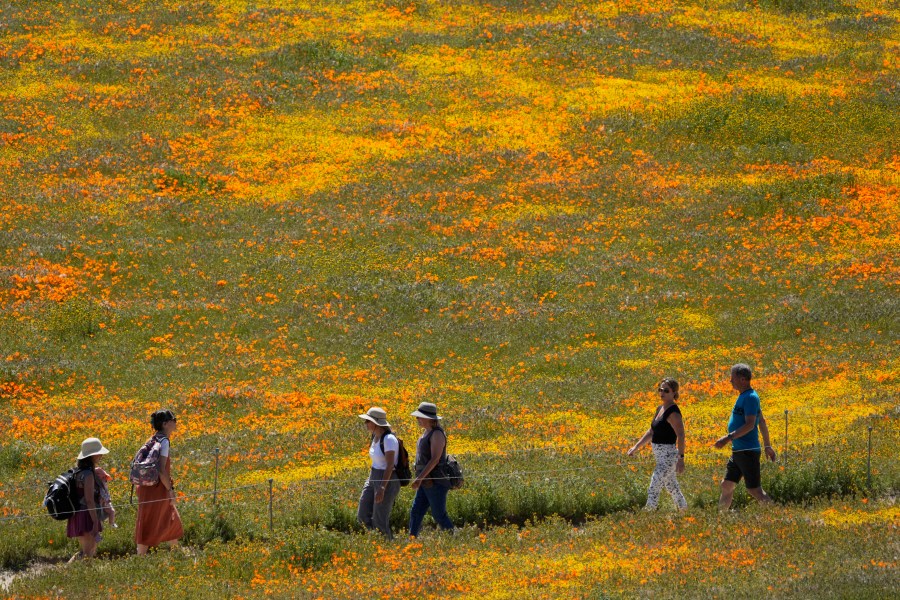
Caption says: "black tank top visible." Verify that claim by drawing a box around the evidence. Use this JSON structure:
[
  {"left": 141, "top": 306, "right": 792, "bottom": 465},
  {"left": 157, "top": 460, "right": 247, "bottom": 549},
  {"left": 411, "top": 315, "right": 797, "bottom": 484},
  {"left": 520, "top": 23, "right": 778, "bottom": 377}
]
[
  {"left": 651, "top": 404, "right": 681, "bottom": 444},
  {"left": 415, "top": 427, "right": 447, "bottom": 479}
]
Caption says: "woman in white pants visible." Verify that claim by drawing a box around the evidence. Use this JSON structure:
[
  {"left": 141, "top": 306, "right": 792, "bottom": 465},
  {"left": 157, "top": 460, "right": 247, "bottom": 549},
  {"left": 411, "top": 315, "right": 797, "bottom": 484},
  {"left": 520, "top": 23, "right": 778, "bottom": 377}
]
[{"left": 627, "top": 378, "right": 688, "bottom": 510}]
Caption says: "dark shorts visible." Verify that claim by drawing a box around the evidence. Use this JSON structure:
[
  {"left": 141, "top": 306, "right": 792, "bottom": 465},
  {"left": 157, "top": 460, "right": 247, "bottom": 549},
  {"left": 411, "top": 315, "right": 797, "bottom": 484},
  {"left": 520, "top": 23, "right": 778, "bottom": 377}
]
[{"left": 724, "top": 450, "right": 762, "bottom": 489}]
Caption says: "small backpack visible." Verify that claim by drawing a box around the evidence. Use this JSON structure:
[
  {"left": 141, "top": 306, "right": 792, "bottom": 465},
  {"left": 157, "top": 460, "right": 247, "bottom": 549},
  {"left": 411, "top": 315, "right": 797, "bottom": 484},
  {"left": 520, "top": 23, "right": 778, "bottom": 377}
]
[
  {"left": 380, "top": 432, "right": 412, "bottom": 486},
  {"left": 422, "top": 427, "right": 463, "bottom": 489},
  {"left": 129, "top": 434, "right": 166, "bottom": 487},
  {"left": 442, "top": 454, "right": 464, "bottom": 490},
  {"left": 43, "top": 468, "right": 84, "bottom": 520}
]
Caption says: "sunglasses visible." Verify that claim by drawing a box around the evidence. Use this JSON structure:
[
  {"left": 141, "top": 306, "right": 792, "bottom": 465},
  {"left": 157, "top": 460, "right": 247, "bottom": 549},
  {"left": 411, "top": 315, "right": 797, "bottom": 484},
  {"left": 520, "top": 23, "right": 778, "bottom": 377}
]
[{"left": 658, "top": 388, "right": 671, "bottom": 393}]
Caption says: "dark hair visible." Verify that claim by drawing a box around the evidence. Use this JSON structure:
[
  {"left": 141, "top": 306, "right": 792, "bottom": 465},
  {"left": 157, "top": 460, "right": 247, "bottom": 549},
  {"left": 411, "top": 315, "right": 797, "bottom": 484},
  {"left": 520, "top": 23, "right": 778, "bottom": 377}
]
[
  {"left": 371, "top": 426, "right": 393, "bottom": 445},
  {"left": 660, "top": 377, "right": 680, "bottom": 400},
  {"left": 731, "top": 364, "right": 752, "bottom": 381},
  {"left": 77, "top": 457, "right": 95, "bottom": 470},
  {"left": 151, "top": 409, "right": 176, "bottom": 431}
]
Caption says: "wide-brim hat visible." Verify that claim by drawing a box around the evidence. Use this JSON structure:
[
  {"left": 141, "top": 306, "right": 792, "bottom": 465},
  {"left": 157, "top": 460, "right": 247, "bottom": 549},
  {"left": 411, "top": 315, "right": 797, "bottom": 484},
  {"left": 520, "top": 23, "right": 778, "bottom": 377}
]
[
  {"left": 359, "top": 407, "right": 391, "bottom": 427},
  {"left": 77, "top": 437, "right": 110, "bottom": 460},
  {"left": 411, "top": 402, "right": 442, "bottom": 420}
]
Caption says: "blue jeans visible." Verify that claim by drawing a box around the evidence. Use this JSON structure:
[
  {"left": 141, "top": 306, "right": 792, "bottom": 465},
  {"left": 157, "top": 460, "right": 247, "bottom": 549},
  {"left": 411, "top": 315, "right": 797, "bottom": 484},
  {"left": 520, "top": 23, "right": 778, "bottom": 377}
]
[{"left": 408, "top": 484, "right": 454, "bottom": 537}]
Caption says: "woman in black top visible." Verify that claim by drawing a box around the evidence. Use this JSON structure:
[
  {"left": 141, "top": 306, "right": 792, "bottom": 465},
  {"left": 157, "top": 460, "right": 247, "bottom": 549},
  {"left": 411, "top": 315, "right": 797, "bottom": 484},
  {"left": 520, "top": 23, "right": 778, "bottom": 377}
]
[
  {"left": 408, "top": 402, "right": 454, "bottom": 537},
  {"left": 627, "top": 378, "right": 688, "bottom": 510}
]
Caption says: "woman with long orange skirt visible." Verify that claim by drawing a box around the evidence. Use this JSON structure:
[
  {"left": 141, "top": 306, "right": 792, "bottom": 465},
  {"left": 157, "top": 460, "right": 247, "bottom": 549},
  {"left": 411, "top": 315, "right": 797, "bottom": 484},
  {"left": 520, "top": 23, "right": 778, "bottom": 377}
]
[{"left": 135, "top": 409, "right": 183, "bottom": 554}]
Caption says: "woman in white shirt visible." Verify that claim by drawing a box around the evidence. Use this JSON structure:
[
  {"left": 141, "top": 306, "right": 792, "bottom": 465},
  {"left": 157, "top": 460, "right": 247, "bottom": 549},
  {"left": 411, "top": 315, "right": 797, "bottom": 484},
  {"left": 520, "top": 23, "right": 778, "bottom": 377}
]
[{"left": 357, "top": 407, "right": 401, "bottom": 539}]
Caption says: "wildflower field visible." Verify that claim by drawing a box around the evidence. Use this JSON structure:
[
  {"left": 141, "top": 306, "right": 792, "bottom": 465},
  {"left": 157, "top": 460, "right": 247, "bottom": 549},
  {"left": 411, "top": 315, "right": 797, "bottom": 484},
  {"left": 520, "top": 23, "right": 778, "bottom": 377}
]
[{"left": 1, "top": 0, "right": 898, "bottom": 597}]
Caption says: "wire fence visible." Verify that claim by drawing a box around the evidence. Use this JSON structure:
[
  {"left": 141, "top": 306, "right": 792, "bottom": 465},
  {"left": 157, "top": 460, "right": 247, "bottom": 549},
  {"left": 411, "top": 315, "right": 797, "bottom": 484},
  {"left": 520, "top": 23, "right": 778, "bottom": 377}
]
[
  {"left": 1, "top": 405, "right": 887, "bottom": 493},
  {"left": 0, "top": 415, "right": 894, "bottom": 532},
  {"left": 0, "top": 482, "right": 270, "bottom": 524}
]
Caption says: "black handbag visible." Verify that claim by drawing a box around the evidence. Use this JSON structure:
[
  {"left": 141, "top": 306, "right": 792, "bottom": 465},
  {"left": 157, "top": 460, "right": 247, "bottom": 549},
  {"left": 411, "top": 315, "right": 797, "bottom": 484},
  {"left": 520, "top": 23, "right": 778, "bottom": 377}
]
[{"left": 441, "top": 455, "right": 464, "bottom": 490}]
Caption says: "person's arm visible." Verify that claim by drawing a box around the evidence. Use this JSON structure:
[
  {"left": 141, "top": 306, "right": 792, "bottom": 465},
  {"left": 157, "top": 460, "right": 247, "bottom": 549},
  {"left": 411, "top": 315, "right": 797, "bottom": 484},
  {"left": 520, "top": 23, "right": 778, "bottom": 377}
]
[
  {"left": 668, "top": 412, "right": 686, "bottom": 473},
  {"left": 158, "top": 456, "right": 176, "bottom": 503},
  {"left": 714, "top": 414, "right": 757, "bottom": 448},
  {"left": 627, "top": 429, "right": 653, "bottom": 456},
  {"left": 759, "top": 412, "right": 777, "bottom": 462},
  {"left": 412, "top": 430, "right": 445, "bottom": 487},
  {"left": 83, "top": 472, "right": 98, "bottom": 532}
]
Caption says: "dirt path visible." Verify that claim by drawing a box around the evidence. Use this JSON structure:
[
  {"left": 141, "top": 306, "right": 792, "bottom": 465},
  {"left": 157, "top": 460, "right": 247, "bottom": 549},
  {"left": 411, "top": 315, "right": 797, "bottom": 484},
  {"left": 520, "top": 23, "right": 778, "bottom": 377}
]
[{"left": 1, "top": 562, "right": 58, "bottom": 593}]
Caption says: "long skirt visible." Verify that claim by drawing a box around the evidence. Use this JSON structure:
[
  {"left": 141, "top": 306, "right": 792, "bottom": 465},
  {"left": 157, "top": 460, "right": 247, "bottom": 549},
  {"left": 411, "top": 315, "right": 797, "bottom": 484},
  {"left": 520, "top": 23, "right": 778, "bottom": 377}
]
[{"left": 135, "top": 483, "right": 183, "bottom": 546}]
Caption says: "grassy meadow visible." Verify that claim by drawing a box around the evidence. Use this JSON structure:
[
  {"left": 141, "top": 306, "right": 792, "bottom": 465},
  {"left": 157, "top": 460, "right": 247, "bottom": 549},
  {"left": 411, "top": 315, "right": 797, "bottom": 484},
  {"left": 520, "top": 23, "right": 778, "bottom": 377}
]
[{"left": 1, "top": 0, "right": 898, "bottom": 597}]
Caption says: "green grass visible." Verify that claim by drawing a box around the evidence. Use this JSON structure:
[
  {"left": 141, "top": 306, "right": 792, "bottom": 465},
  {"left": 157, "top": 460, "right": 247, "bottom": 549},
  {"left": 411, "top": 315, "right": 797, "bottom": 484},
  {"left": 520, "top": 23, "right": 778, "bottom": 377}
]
[
  {"left": 1, "top": 0, "right": 899, "bottom": 595},
  {"left": 4, "top": 500, "right": 898, "bottom": 598}
]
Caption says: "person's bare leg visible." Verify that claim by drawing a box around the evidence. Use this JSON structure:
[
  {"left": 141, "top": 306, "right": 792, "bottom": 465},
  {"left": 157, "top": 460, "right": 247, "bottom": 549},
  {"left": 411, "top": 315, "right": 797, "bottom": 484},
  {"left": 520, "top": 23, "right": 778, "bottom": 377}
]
[
  {"left": 136, "top": 544, "right": 150, "bottom": 555},
  {"left": 747, "top": 487, "right": 772, "bottom": 504},
  {"left": 718, "top": 480, "right": 737, "bottom": 511},
  {"left": 70, "top": 534, "right": 96, "bottom": 561}
]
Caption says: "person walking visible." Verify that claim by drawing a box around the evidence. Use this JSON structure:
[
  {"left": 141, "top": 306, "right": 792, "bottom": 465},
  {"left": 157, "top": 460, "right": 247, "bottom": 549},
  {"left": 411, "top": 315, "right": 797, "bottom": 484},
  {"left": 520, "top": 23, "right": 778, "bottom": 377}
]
[
  {"left": 713, "top": 364, "right": 777, "bottom": 510},
  {"left": 66, "top": 437, "right": 111, "bottom": 561},
  {"left": 135, "top": 409, "right": 183, "bottom": 554},
  {"left": 627, "top": 378, "right": 688, "bottom": 511},
  {"left": 408, "top": 402, "right": 454, "bottom": 537},
  {"left": 357, "top": 407, "right": 402, "bottom": 539}
]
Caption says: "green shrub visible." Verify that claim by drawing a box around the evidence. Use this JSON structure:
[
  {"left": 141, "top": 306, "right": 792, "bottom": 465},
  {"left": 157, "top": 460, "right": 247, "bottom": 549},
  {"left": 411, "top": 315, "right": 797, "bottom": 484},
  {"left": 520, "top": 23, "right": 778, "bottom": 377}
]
[
  {"left": 450, "top": 484, "right": 505, "bottom": 526},
  {"left": 767, "top": 462, "right": 867, "bottom": 504},
  {"left": 270, "top": 526, "right": 346, "bottom": 569},
  {"left": 182, "top": 510, "right": 237, "bottom": 547},
  {"left": 321, "top": 501, "right": 362, "bottom": 533}
]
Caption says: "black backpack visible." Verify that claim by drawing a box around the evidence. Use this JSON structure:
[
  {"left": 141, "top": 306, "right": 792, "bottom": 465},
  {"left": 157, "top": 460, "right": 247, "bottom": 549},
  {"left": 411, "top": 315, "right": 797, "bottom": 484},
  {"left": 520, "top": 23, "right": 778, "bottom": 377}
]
[
  {"left": 380, "top": 432, "right": 412, "bottom": 486},
  {"left": 442, "top": 454, "right": 464, "bottom": 490},
  {"left": 43, "top": 468, "right": 84, "bottom": 520}
]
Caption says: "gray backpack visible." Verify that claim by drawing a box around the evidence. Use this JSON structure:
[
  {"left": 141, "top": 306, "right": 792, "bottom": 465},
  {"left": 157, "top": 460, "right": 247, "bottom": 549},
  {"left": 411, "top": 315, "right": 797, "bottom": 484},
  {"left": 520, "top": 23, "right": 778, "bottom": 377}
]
[{"left": 129, "top": 434, "right": 166, "bottom": 487}]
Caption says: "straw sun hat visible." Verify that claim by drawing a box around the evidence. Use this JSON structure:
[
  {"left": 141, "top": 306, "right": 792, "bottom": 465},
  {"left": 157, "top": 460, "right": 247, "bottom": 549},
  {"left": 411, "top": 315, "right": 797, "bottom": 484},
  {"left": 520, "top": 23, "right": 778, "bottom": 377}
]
[
  {"left": 77, "top": 437, "right": 110, "bottom": 460},
  {"left": 358, "top": 407, "right": 391, "bottom": 428}
]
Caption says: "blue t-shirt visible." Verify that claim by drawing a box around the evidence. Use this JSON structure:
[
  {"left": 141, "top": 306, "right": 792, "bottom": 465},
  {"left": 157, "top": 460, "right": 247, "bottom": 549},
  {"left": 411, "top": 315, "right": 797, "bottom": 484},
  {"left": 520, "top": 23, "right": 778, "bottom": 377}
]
[{"left": 727, "top": 389, "right": 761, "bottom": 451}]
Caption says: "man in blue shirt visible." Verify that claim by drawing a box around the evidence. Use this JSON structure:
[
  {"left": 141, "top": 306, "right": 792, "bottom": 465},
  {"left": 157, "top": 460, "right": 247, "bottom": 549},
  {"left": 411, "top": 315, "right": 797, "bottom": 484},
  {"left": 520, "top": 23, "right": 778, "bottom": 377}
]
[{"left": 713, "top": 363, "right": 777, "bottom": 510}]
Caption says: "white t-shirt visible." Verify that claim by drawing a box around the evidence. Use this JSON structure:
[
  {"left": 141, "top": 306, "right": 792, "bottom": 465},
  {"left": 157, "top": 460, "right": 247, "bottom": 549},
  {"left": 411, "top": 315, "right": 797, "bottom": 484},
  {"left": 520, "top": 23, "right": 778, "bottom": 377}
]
[
  {"left": 159, "top": 437, "right": 170, "bottom": 458},
  {"left": 369, "top": 434, "right": 398, "bottom": 470}
]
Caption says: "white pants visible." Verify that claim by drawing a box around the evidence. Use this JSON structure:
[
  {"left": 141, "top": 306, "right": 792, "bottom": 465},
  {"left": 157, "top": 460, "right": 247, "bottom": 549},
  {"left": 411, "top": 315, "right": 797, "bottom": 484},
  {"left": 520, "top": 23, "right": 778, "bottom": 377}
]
[{"left": 646, "top": 443, "right": 687, "bottom": 510}]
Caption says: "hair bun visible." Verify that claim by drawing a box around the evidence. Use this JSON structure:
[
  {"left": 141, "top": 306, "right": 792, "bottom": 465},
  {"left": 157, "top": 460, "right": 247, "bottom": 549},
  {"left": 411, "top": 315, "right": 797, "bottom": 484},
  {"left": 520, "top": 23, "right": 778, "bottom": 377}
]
[{"left": 151, "top": 408, "right": 176, "bottom": 431}]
